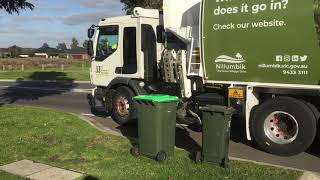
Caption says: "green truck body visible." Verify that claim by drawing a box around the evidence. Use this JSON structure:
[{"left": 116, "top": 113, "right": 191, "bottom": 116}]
[{"left": 202, "top": 0, "right": 320, "bottom": 85}]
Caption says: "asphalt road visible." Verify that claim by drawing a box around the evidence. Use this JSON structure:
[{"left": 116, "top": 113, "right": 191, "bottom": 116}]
[{"left": 0, "top": 81, "right": 319, "bottom": 172}]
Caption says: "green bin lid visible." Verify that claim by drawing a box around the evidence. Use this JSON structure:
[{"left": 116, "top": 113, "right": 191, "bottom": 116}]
[{"left": 133, "top": 95, "right": 179, "bottom": 103}]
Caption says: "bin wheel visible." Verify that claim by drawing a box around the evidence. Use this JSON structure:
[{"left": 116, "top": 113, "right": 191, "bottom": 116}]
[
  {"left": 194, "top": 151, "right": 202, "bottom": 163},
  {"left": 156, "top": 151, "right": 167, "bottom": 162},
  {"left": 222, "top": 157, "right": 229, "bottom": 168},
  {"left": 130, "top": 146, "right": 140, "bottom": 156}
]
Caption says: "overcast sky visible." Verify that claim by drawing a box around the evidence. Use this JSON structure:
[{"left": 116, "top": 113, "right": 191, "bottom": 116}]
[{"left": 0, "top": 0, "right": 125, "bottom": 48}]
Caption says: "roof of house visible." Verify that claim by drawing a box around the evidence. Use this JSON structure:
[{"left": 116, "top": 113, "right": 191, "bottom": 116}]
[
  {"left": 0, "top": 48, "right": 8, "bottom": 53},
  {"left": 22, "top": 48, "right": 36, "bottom": 54},
  {"left": 68, "top": 47, "right": 87, "bottom": 54},
  {"left": 20, "top": 48, "right": 36, "bottom": 55},
  {"left": 34, "top": 47, "right": 63, "bottom": 55},
  {"left": 0, "top": 47, "right": 35, "bottom": 55},
  {"left": 33, "top": 47, "right": 87, "bottom": 55}
]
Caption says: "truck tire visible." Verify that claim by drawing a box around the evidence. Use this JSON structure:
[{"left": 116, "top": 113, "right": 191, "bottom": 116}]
[
  {"left": 251, "top": 97, "right": 317, "bottom": 156},
  {"left": 300, "top": 100, "right": 320, "bottom": 123},
  {"left": 112, "top": 86, "right": 137, "bottom": 125}
]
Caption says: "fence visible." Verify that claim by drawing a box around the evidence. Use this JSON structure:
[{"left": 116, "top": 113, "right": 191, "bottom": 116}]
[
  {"left": 0, "top": 58, "right": 90, "bottom": 72},
  {"left": 0, "top": 63, "right": 88, "bottom": 72}
]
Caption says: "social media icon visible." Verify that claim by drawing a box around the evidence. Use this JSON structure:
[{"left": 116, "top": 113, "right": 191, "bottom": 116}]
[
  {"left": 276, "top": 55, "right": 283, "bottom": 62},
  {"left": 284, "top": 55, "right": 291, "bottom": 62},
  {"left": 292, "top": 55, "right": 299, "bottom": 62},
  {"left": 300, "top": 55, "right": 308, "bottom": 62}
]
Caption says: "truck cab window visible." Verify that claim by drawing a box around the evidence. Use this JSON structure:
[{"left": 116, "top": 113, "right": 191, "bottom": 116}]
[{"left": 95, "top": 25, "right": 119, "bottom": 61}]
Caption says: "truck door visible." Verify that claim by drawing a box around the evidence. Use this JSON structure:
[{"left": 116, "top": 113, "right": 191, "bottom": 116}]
[
  {"left": 91, "top": 25, "right": 121, "bottom": 86},
  {"left": 115, "top": 27, "right": 137, "bottom": 75},
  {"left": 91, "top": 21, "right": 142, "bottom": 87}
]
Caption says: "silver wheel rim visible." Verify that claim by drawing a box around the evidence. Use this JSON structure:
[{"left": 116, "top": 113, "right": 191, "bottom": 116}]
[
  {"left": 263, "top": 111, "right": 299, "bottom": 145},
  {"left": 116, "top": 96, "right": 130, "bottom": 117}
]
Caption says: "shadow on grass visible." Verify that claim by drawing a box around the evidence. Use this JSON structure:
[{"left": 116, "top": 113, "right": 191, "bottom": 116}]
[
  {"left": 82, "top": 175, "right": 101, "bottom": 180},
  {"left": 18, "top": 71, "right": 77, "bottom": 81},
  {"left": 0, "top": 71, "right": 76, "bottom": 105},
  {"left": 117, "top": 123, "right": 138, "bottom": 140}
]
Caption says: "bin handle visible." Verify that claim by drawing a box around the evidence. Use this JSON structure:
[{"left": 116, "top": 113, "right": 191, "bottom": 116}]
[{"left": 187, "top": 109, "right": 202, "bottom": 125}]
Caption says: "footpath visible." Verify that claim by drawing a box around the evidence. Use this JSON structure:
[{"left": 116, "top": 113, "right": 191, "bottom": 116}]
[{"left": 0, "top": 160, "right": 83, "bottom": 180}]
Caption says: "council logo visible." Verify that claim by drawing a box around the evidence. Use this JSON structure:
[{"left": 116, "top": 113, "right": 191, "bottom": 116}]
[{"left": 215, "top": 53, "right": 246, "bottom": 63}]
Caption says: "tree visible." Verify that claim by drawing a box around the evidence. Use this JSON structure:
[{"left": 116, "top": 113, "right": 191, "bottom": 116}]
[
  {"left": 56, "top": 43, "right": 67, "bottom": 51},
  {"left": 0, "top": 0, "right": 34, "bottom": 14},
  {"left": 8, "top": 45, "right": 22, "bottom": 58},
  {"left": 120, "top": 0, "right": 162, "bottom": 14},
  {"left": 40, "top": 43, "right": 50, "bottom": 49},
  {"left": 83, "top": 40, "right": 89, "bottom": 49},
  {"left": 70, "top": 37, "right": 79, "bottom": 49}
]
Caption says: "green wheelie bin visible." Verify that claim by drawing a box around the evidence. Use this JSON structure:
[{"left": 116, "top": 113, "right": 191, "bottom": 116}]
[
  {"left": 130, "top": 95, "right": 179, "bottom": 161},
  {"left": 195, "top": 105, "right": 235, "bottom": 168}
]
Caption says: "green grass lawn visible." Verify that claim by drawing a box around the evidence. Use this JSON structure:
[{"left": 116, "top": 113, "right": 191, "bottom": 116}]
[
  {"left": 0, "top": 62, "right": 90, "bottom": 81},
  {"left": 0, "top": 171, "right": 23, "bottom": 180},
  {"left": 0, "top": 105, "right": 302, "bottom": 180}
]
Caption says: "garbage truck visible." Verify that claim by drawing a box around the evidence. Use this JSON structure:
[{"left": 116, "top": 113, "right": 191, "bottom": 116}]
[{"left": 87, "top": 0, "right": 320, "bottom": 156}]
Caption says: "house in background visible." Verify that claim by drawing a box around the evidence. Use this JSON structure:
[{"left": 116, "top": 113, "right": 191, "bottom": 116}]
[
  {"left": 0, "top": 48, "right": 10, "bottom": 58},
  {"left": 34, "top": 47, "right": 63, "bottom": 59},
  {"left": 19, "top": 48, "right": 36, "bottom": 58},
  {"left": 1, "top": 46, "right": 89, "bottom": 60},
  {"left": 34, "top": 53, "right": 49, "bottom": 58},
  {"left": 67, "top": 47, "right": 89, "bottom": 60},
  {"left": 32, "top": 47, "right": 89, "bottom": 60},
  {"left": 19, "top": 55, "right": 30, "bottom": 58}
]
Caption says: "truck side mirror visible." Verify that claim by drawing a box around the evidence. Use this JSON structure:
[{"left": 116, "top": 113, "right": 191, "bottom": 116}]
[
  {"left": 87, "top": 40, "right": 94, "bottom": 57},
  {"left": 88, "top": 28, "right": 95, "bottom": 39},
  {"left": 156, "top": 25, "right": 165, "bottom": 43}
]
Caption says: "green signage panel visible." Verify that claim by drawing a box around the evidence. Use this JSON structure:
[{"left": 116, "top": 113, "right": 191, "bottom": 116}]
[{"left": 202, "top": 0, "right": 320, "bottom": 85}]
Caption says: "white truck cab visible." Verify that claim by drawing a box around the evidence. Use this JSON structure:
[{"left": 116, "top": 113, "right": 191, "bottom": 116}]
[
  {"left": 87, "top": 4, "right": 199, "bottom": 125},
  {"left": 91, "top": 11, "right": 162, "bottom": 87}
]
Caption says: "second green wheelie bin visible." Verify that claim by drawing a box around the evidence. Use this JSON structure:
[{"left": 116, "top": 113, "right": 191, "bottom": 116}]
[
  {"left": 131, "top": 95, "right": 179, "bottom": 161},
  {"left": 196, "top": 105, "right": 235, "bottom": 168}
]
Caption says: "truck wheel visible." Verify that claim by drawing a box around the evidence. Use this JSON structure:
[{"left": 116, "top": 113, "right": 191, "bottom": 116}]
[
  {"left": 112, "top": 86, "right": 136, "bottom": 125},
  {"left": 251, "top": 97, "right": 317, "bottom": 156},
  {"left": 300, "top": 100, "right": 320, "bottom": 123}
]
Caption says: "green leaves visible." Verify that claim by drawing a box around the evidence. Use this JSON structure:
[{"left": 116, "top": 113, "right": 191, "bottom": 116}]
[
  {"left": 57, "top": 43, "right": 68, "bottom": 51},
  {"left": 0, "top": 0, "right": 34, "bottom": 14},
  {"left": 71, "top": 37, "right": 79, "bottom": 50}
]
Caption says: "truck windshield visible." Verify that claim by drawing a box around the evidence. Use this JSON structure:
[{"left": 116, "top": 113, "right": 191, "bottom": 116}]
[{"left": 95, "top": 25, "right": 119, "bottom": 61}]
